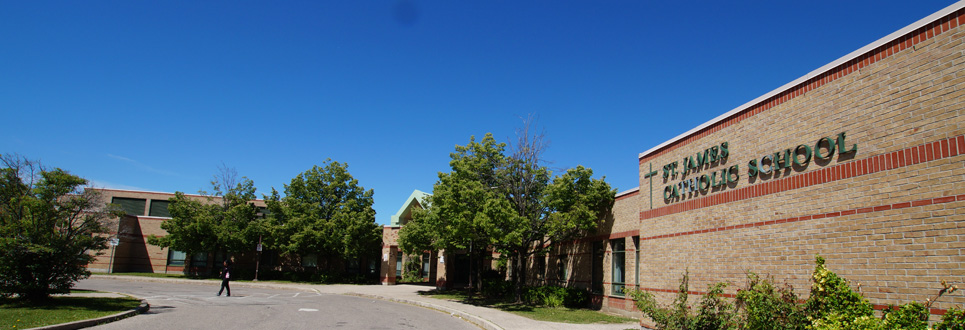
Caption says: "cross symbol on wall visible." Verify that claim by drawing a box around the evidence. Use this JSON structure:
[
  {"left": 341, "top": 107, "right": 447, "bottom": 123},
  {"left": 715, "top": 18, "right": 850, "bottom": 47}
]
[
  {"left": 643, "top": 168, "right": 658, "bottom": 179},
  {"left": 643, "top": 163, "right": 657, "bottom": 209}
]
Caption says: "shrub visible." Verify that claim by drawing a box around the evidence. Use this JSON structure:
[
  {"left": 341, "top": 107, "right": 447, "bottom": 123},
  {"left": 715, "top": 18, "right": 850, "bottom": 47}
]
[
  {"left": 628, "top": 257, "right": 964, "bottom": 330},
  {"left": 401, "top": 256, "right": 424, "bottom": 283},
  {"left": 734, "top": 272, "right": 805, "bottom": 330},
  {"left": 482, "top": 279, "right": 513, "bottom": 298},
  {"left": 805, "top": 256, "right": 875, "bottom": 328},
  {"left": 627, "top": 270, "right": 701, "bottom": 329},
  {"left": 935, "top": 307, "right": 965, "bottom": 330},
  {"left": 521, "top": 285, "right": 589, "bottom": 308}
]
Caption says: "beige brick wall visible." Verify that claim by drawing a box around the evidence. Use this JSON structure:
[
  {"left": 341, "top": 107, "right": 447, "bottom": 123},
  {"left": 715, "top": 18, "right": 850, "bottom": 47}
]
[
  {"left": 616, "top": 9, "right": 965, "bottom": 319},
  {"left": 88, "top": 189, "right": 267, "bottom": 274},
  {"left": 525, "top": 7, "right": 965, "bottom": 321},
  {"left": 381, "top": 226, "right": 400, "bottom": 284}
]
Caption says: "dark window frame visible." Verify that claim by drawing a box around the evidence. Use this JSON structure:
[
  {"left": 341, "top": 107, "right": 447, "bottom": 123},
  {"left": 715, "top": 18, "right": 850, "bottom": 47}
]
[
  {"left": 149, "top": 199, "right": 171, "bottom": 217},
  {"left": 112, "top": 197, "right": 146, "bottom": 216},
  {"left": 611, "top": 238, "right": 626, "bottom": 296}
]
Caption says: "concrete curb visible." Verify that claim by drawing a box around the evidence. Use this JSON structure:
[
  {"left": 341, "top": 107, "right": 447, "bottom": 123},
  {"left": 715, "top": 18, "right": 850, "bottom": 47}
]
[{"left": 27, "top": 293, "right": 149, "bottom": 330}]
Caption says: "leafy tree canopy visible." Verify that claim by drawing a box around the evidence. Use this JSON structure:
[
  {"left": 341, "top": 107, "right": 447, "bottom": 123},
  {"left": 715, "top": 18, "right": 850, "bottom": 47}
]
[
  {"left": 264, "top": 160, "right": 380, "bottom": 261},
  {"left": 400, "top": 133, "right": 506, "bottom": 255},
  {"left": 147, "top": 165, "right": 261, "bottom": 259},
  {"left": 399, "top": 125, "right": 616, "bottom": 300},
  {"left": 0, "top": 154, "right": 120, "bottom": 302}
]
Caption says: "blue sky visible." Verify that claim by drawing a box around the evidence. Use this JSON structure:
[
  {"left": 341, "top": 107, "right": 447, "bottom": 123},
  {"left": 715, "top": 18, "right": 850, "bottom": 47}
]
[{"left": 1, "top": 1, "right": 956, "bottom": 225}]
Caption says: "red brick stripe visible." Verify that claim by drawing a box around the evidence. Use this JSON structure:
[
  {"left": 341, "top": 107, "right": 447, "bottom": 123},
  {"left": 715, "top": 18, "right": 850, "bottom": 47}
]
[
  {"left": 630, "top": 287, "right": 951, "bottom": 315},
  {"left": 640, "top": 192, "right": 965, "bottom": 242}
]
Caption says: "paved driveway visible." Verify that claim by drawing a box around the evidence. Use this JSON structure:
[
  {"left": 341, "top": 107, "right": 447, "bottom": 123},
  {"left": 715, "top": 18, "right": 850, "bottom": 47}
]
[{"left": 77, "top": 278, "right": 479, "bottom": 330}]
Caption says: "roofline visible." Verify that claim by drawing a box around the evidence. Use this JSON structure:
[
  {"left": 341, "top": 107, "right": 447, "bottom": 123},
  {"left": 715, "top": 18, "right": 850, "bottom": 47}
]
[
  {"left": 639, "top": 1, "right": 965, "bottom": 159},
  {"left": 616, "top": 187, "right": 640, "bottom": 198},
  {"left": 389, "top": 189, "right": 431, "bottom": 226},
  {"left": 87, "top": 187, "right": 266, "bottom": 202}
]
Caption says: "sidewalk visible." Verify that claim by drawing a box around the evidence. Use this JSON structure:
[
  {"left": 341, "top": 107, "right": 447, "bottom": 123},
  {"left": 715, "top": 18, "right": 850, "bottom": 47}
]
[{"left": 91, "top": 275, "right": 641, "bottom": 330}]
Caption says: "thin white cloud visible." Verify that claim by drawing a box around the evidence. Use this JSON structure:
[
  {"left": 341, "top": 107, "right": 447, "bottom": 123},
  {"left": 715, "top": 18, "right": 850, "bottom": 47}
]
[{"left": 106, "top": 154, "right": 181, "bottom": 177}]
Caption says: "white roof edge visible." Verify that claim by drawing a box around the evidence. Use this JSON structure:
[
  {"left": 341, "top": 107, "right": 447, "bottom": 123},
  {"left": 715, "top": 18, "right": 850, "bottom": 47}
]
[
  {"left": 616, "top": 187, "right": 640, "bottom": 198},
  {"left": 639, "top": 1, "right": 965, "bottom": 160},
  {"left": 89, "top": 187, "right": 266, "bottom": 202}
]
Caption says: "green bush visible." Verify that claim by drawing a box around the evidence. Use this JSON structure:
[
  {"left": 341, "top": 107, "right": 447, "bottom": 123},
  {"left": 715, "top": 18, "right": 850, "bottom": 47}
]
[
  {"left": 628, "top": 257, "right": 964, "bottom": 330},
  {"left": 935, "top": 308, "right": 965, "bottom": 330},
  {"left": 627, "top": 271, "right": 736, "bottom": 330},
  {"left": 734, "top": 272, "right": 805, "bottom": 330},
  {"left": 482, "top": 279, "right": 513, "bottom": 298},
  {"left": 401, "top": 256, "right": 424, "bottom": 283},
  {"left": 522, "top": 285, "right": 589, "bottom": 308}
]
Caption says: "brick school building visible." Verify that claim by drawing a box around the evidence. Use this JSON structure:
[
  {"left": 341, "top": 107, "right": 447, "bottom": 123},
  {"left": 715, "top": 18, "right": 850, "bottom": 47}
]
[{"left": 582, "top": 2, "right": 965, "bottom": 320}]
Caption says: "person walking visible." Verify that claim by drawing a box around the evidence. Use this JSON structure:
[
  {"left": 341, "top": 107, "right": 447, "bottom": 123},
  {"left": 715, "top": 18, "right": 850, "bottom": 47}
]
[{"left": 217, "top": 260, "right": 232, "bottom": 296}]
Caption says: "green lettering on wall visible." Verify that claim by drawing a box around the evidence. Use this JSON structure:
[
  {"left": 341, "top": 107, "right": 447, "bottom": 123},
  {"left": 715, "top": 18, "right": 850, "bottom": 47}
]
[
  {"left": 815, "top": 136, "right": 836, "bottom": 160},
  {"left": 793, "top": 144, "right": 812, "bottom": 166},
  {"left": 836, "top": 132, "right": 857, "bottom": 154},
  {"left": 696, "top": 150, "right": 709, "bottom": 168},
  {"left": 728, "top": 165, "right": 740, "bottom": 183},
  {"left": 748, "top": 159, "right": 759, "bottom": 178}
]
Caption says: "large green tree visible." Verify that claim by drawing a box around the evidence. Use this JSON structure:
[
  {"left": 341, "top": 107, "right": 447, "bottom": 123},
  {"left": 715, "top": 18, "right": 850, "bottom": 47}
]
[
  {"left": 148, "top": 165, "right": 261, "bottom": 271},
  {"left": 492, "top": 123, "right": 615, "bottom": 301},
  {"left": 0, "top": 154, "right": 120, "bottom": 302},
  {"left": 400, "top": 124, "right": 616, "bottom": 301},
  {"left": 264, "top": 160, "right": 380, "bottom": 269},
  {"left": 398, "top": 133, "right": 506, "bottom": 293}
]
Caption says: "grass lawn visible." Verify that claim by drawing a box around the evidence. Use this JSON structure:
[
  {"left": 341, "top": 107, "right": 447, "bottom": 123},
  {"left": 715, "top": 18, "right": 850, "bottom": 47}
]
[
  {"left": 420, "top": 290, "right": 638, "bottom": 324},
  {"left": 0, "top": 295, "right": 141, "bottom": 329}
]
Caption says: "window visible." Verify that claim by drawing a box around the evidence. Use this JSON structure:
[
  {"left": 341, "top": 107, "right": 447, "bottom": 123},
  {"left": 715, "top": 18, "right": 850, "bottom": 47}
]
[
  {"left": 302, "top": 254, "right": 318, "bottom": 267},
  {"left": 634, "top": 236, "right": 640, "bottom": 289},
  {"left": 535, "top": 255, "right": 546, "bottom": 283},
  {"left": 190, "top": 252, "right": 207, "bottom": 267},
  {"left": 167, "top": 250, "right": 186, "bottom": 266},
  {"left": 612, "top": 238, "right": 625, "bottom": 296},
  {"left": 347, "top": 258, "right": 360, "bottom": 275},
  {"left": 592, "top": 241, "right": 604, "bottom": 294},
  {"left": 396, "top": 251, "right": 403, "bottom": 277},
  {"left": 557, "top": 255, "right": 568, "bottom": 284},
  {"left": 112, "top": 197, "right": 146, "bottom": 216},
  {"left": 422, "top": 252, "right": 431, "bottom": 280},
  {"left": 149, "top": 199, "right": 171, "bottom": 217}
]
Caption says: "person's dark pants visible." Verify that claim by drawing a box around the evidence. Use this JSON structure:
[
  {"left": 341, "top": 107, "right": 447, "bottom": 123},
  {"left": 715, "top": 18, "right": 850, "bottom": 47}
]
[{"left": 218, "top": 279, "right": 230, "bottom": 296}]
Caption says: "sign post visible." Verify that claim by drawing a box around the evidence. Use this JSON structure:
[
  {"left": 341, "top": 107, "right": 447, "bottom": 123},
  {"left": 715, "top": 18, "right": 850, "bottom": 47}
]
[
  {"left": 108, "top": 238, "right": 119, "bottom": 273},
  {"left": 254, "top": 235, "right": 262, "bottom": 281}
]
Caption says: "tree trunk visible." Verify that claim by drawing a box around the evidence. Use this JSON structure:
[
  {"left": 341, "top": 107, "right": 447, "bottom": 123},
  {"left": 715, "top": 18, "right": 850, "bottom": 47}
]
[{"left": 513, "top": 250, "right": 527, "bottom": 303}]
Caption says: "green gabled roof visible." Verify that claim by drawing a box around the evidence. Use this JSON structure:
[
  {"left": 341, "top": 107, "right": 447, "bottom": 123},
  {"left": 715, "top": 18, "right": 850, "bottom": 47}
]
[{"left": 389, "top": 189, "right": 430, "bottom": 226}]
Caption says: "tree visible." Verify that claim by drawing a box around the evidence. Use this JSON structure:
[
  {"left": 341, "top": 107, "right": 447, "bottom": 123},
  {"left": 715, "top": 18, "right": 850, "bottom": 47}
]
[
  {"left": 264, "top": 160, "right": 380, "bottom": 270},
  {"left": 0, "top": 154, "right": 120, "bottom": 302},
  {"left": 147, "top": 165, "right": 260, "bottom": 272},
  {"left": 400, "top": 120, "right": 616, "bottom": 302},
  {"left": 398, "top": 133, "right": 507, "bottom": 294},
  {"left": 488, "top": 121, "right": 615, "bottom": 301}
]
